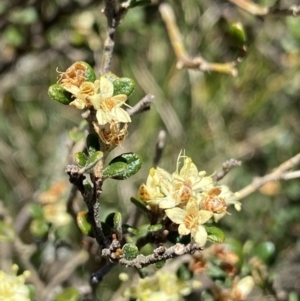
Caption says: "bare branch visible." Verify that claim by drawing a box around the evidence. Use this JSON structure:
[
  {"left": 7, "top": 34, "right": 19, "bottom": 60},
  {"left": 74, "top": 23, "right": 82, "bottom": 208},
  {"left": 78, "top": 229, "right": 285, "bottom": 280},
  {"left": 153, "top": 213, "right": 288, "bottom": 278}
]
[
  {"left": 119, "top": 243, "right": 203, "bottom": 269},
  {"left": 65, "top": 164, "right": 110, "bottom": 248},
  {"left": 159, "top": 3, "right": 238, "bottom": 76},
  {"left": 229, "top": 153, "right": 300, "bottom": 203},
  {"left": 127, "top": 94, "right": 155, "bottom": 116},
  {"left": 41, "top": 250, "right": 89, "bottom": 300},
  {"left": 101, "top": 0, "right": 129, "bottom": 73},
  {"left": 153, "top": 130, "right": 166, "bottom": 168},
  {"left": 213, "top": 159, "right": 242, "bottom": 182},
  {"left": 228, "top": 0, "right": 300, "bottom": 17}
]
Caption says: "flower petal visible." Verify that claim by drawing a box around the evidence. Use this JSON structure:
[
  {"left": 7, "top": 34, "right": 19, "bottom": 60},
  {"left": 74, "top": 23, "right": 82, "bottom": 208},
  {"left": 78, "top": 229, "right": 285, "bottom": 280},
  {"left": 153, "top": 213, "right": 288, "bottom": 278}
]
[
  {"left": 165, "top": 207, "right": 186, "bottom": 224},
  {"left": 178, "top": 223, "right": 190, "bottom": 236},
  {"left": 96, "top": 109, "right": 110, "bottom": 125},
  {"left": 90, "top": 94, "right": 102, "bottom": 110},
  {"left": 193, "top": 225, "right": 208, "bottom": 246},
  {"left": 111, "top": 107, "right": 132, "bottom": 123},
  {"left": 100, "top": 77, "right": 114, "bottom": 99},
  {"left": 198, "top": 210, "right": 213, "bottom": 224}
]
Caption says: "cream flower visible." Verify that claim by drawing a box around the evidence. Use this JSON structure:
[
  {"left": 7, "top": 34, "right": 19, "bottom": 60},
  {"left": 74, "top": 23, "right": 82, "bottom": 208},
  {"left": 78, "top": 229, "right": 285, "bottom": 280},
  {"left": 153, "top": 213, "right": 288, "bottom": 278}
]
[
  {"left": 90, "top": 77, "right": 131, "bottom": 125},
  {"left": 165, "top": 199, "right": 213, "bottom": 246},
  {"left": 60, "top": 81, "right": 95, "bottom": 109},
  {"left": 124, "top": 271, "right": 191, "bottom": 301},
  {"left": 138, "top": 168, "right": 173, "bottom": 209},
  {"left": 0, "top": 265, "right": 31, "bottom": 301},
  {"left": 159, "top": 155, "right": 213, "bottom": 209}
]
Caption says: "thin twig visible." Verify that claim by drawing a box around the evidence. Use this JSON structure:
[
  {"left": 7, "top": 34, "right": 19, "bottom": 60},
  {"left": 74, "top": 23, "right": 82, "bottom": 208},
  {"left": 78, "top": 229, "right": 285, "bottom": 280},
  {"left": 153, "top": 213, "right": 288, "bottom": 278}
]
[
  {"left": 127, "top": 94, "right": 155, "bottom": 116},
  {"left": 153, "top": 130, "right": 166, "bottom": 168},
  {"left": 213, "top": 159, "right": 242, "bottom": 182},
  {"left": 119, "top": 243, "right": 203, "bottom": 269},
  {"left": 90, "top": 262, "right": 116, "bottom": 283},
  {"left": 159, "top": 3, "right": 238, "bottom": 76},
  {"left": 229, "top": 153, "right": 300, "bottom": 203},
  {"left": 41, "top": 250, "right": 89, "bottom": 301},
  {"left": 65, "top": 164, "right": 109, "bottom": 248},
  {"left": 228, "top": 0, "right": 300, "bottom": 17},
  {"left": 101, "top": 0, "right": 129, "bottom": 73}
]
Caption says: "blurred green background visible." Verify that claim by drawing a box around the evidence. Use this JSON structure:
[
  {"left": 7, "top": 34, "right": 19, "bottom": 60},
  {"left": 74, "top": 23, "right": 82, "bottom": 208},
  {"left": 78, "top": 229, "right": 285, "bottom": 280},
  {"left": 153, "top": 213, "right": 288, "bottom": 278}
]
[{"left": 0, "top": 0, "right": 300, "bottom": 299}]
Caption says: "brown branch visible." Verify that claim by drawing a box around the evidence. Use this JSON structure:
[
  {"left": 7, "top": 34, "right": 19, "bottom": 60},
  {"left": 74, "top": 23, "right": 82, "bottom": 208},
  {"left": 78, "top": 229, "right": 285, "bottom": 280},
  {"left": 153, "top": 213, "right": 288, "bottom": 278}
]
[
  {"left": 119, "top": 243, "right": 203, "bottom": 269},
  {"left": 41, "top": 250, "right": 89, "bottom": 300},
  {"left": 213, "top": 159, "right": 242, "bottom": 182},
  {"left": 229, "top": 153, "right": 300, "bottom": 203},
  {"left": 127, "top": 94, "right": 155, "bottom": 116},
  {"left": 101, "top": 0, "right": 129, "bottom": 73},
  {"left": 159, "top": 3, "right": 238, "bottom": 76},
  {"left": 153, "top": 130, "right": 166, "bottom": 168},
  {"left": 228, "top": 0, "right": 300, "bottom": 17},
  {"left": 65, "top": 164, "right": 109, "bottom": 248}
]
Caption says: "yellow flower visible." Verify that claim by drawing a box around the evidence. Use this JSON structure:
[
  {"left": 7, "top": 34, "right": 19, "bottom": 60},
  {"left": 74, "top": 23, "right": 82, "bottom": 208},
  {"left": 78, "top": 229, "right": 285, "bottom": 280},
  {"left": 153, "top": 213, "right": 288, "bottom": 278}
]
[
  {"left": 61, "top": 81, "right": 95, "bottom": 109},
  {"left": 159, "top": 155, "right": 213, "bottom": 209},
  {"left": 124, "top": 271, "right": 191, "bottom": 301},
  {"left": 165, "top": 199, "right": 213, "bottom": 246},
  {"left": 0, "top": 265, "right": 31, "bottom": 301},
  {"left": 138, "top": 168, "right": 171, "bottom": 209},
  {"left": 90, "top": 77, "right": 131, "bottom": 125}
]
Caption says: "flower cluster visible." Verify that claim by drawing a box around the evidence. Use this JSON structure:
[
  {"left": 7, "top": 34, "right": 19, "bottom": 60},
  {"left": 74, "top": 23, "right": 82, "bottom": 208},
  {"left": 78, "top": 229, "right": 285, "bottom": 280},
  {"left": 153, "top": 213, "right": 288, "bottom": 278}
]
[
  {"left": 138, "top": 153, "right": 240, "bottom": 246},
  {"left": 0, "top": 265, "right": 31, "bottom": 301},
  {"left": 123, "top": 271, "right": 196, "bottom": 301},
  {"left": 57, "top": 62, "right": 131, "bottom": 146}
]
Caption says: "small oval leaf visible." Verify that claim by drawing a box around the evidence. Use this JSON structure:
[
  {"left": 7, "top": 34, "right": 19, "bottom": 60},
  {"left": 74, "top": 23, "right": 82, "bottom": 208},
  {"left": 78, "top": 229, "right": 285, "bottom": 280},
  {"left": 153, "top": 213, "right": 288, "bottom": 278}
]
[
  {"left": 74, "top": 152, "right": 88, "bottom": 167},
  {"left": 103, "top": 162, "right": 128, "bottom": 179},
  {"left": 205, "top": 225, "right": 225, "bottom": 243},
  {"left": 48, "top": 84, "right": 72, "bottom": 105},
  {"left": 68, "top": 128, "right": 85, "bottom": 143},
  {"left": 76, "top": 211, "right": 93, "bottom": 236},
  {"left": 106, "top": 153, "right": 142, "bottom": 180},
  {"left": 113, "top": 77, "right": 135, "bottom": 97},
  {"left": 85, "top": 151, "right": 103, "bottom": 171},
  {"left": 86, "top": 133, "right": 100, "bottom": 155},
  {"left": 130, "top": 197, "right": 150, "bottom": 215},
  {"left": 155, "top": 260, "right": 165, "bottom": 269},
  {"left": 122, "top": 243, "right": 138, "bottom": 260},
  {"left": 253, "top": 241, "right": 275, "bottom": 264},
  {"left": 80, "top": 61, "right": 96, "bottom": 82},
  {"left": 147, "top": 224, "right": 163, "bottom": 233}
]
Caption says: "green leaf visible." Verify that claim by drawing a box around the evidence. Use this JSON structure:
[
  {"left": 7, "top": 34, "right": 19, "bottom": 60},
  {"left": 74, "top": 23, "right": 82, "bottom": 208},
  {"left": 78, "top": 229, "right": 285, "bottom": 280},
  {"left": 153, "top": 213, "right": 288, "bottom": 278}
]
[
  {"left": 128, "top": 0, "right": 152, "bottom": 8},
  {"left": 0, "top": 220, "right": 15, "bottom": 242},
  {"left": 130, "top": 197, "right": 149, "bottom": 215},
  {"left": 105, "top": 153, "right": 142, "bottom": 180},
  {"left": 103, "top": 162, "right": 128, "bottom": 178},
  {"left": 28, "top": 203, "right": 44, "bottom": 218},
  {"left": 48, "top": 84, "right": 72, "bottom": 105},
  {"left": 167, "top": 231, "right": 191, "bottom": 245},
  {"left": 177, "top": 264, "right": 193, "bottom": 281},
  {"left": 76, "top": 211, "right": 92, "bottom": 236},
  {"left": 55, "top": 287, "right": 79, "bottom": 301},
  {"left": 86, "top": 133, "right": 100, "bottom": 155},
  {"left": 80, "top": 61, "right": 96, "bottom": 82},
  {"left": 205, "top": 225, "right": 225, "bottom": 243},
  {"left": 85, "top": 151, "right": 103, "bottom": 171},
  {"left": 122, "top": 243, "right": 138, "bottom": 260},
  {"left": 155, "top": 260, "right": 165, "bottom": 269},
  {"left": 29, "top": 219, "right": 49, "bottom": 238},
  {"left": 229, "top": 22, "right": 247, "bottom": 48},
  {"left": 122, "top": 224, "right": 139, "bottom": 236},
  {"left": 147, "top": 224, "right": 163, "bottom": 233},
  {"left": 113, "top": 77, "right": 135, "bottom": 97},
  {"left": 113, "top": 212, "right": 122, "bottom": 233},
  {"left": 252, "top": 241, "right": 275, "bottom": 264},
  {"left": 68, "top": 128, "right": 85, "bottom": 143},
  {"left": 74, "top": 152, "right": 88, "bottom": 167}
]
